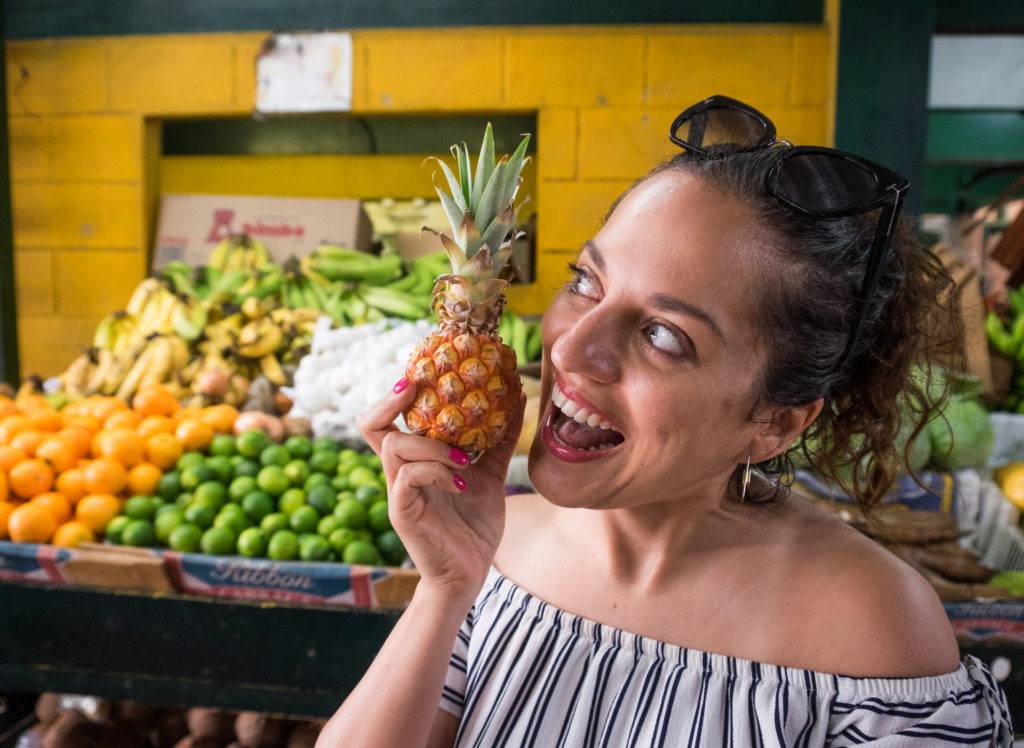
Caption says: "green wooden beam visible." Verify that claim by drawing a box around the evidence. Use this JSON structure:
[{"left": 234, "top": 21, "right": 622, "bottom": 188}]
[
  {"left": 4, "top": 1, "right": 823, "bottom": 39},
  {"left": 928, "top": 111, "right": 1024, "bottom": 163},
  {"left": 0, "top": 6, "right": 20, "bottom": 384}
]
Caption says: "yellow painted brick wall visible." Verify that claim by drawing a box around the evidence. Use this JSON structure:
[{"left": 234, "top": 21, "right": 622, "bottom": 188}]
[{"left": 5, "top": 25, "right": 832, "bottom": 375}]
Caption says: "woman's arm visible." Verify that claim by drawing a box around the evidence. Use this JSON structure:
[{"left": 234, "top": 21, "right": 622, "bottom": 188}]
[{"left": 315, "top": 587, "right": 471, "bottom": 748}]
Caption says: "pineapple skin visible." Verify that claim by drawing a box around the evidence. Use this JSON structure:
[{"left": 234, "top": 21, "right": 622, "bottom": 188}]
[{"left": 403, "top": 331, "right": 522, "bottom": 452}]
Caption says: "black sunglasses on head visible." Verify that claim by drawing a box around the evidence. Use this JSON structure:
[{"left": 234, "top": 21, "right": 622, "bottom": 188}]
[{"left": 669, "top": 95, "right": 910, "bottom": 367}]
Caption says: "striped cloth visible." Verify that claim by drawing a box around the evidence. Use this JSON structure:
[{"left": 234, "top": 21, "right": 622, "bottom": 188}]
[{"left": 440, "top": 566, "right": 1014, "bottom": 746}]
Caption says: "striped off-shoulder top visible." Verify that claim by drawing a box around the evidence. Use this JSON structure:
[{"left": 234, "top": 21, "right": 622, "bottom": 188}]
[{"left": 440, "top": 566, "right": 1013, "bottom": 746}]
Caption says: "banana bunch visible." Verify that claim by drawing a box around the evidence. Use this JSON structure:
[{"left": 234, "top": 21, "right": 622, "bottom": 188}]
[
  {"left": 498, "top": 312, "right": 543, "bottom": 364},
  {"left": 208, "top": 234, "right": 271, "bottom": 273},
  {"left": 92, "top": 311, "right": 139, "bottom": 360},
  {"left": 304, "top": 244, "right": 403, "bottom": 285}
]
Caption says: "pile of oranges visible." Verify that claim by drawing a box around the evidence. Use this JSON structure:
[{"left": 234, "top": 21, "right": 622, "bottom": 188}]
[{"left": 0, "top": 386, "right": 238, "bottom": 548}]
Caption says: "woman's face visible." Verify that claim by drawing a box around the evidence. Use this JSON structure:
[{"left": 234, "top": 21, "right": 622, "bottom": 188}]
[{"left": 528, "top": 169, "right": 787, "bottom": 510}]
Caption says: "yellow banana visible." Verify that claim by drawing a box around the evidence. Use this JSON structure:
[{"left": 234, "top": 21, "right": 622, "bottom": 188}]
[
  {"left": 169, "top": 335, "right": 191, "bottom": 370},
  {"left": 116, "top": 341, "right": 158, "bottom": 400},
  {"left": 61, "top": 353, "right": 93, "bottom": 396},
  {"left": 126, "top": 278, "right": 162, "bottom": 317},
  {"left": 236, "top": 319, "right": 283, "bottom": 358},
  {"left": 140, "top": 337, "right": 175, "bottom": 389},
  {"left": 259, "top": 354, "right": 287, "bottom": 386},
  {"left": 86, "top": 348, "right": 114, "bottom": 395}
]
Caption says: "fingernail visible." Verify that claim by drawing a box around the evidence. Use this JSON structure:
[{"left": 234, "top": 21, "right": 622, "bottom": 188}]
[
  {"left": 449, "top": 447, "right": 470, "bottom": 466},
  {"left": 453, "top": 473, "right": 467, "bottom": 492},
  {"left": 392, "top": 377, "right": 409, "bottom": 394}
]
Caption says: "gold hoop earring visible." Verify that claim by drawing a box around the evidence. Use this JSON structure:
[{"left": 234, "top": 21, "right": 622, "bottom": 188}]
[{"left": 741, "top": 454, "right": 752, "bottom": 501}]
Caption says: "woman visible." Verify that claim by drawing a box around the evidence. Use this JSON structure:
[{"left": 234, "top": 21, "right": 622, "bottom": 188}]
[{"left": 317, "top": 97, "right": 1013, "bottom": 746}]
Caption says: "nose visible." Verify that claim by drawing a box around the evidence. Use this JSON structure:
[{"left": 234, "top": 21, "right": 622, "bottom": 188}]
[{"left": 549, "top": 308, "right": 621, "bottom": 384}]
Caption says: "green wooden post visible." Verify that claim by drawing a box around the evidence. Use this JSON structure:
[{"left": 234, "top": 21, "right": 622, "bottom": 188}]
[{"left": 0, "top": 9, "right": 20, "bottom": 384}]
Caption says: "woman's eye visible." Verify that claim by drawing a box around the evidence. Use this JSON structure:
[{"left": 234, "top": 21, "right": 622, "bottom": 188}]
[
  {"left": 645, "top": 323, "right": 686, "bottom": 357},
  {"left": 567, "top": 264, "right": 599, "bottom": 298}
]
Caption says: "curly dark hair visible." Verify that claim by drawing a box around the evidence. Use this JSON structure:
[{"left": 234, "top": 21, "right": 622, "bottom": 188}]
[{"left": 609, "top": 147, "right": 960, "bottom": 511}]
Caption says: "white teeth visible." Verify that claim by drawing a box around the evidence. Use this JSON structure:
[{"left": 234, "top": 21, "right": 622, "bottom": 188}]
[
  {"left": 599, "top": 420, "right": 611, "bottom": 430},
  {"left": 586, "top": 413, "right": 601, "bottom": 427},
  {"left": 561, "top": 400, "right": 580, "bottom": 418},
  {"left": 552, "top": 382, "right": 619, "bottom": 433},
  {"left": 572, "top": 409, "right": 590, "bottom": 424}
]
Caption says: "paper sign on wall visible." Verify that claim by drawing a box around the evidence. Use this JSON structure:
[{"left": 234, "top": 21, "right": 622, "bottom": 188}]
[{"left": 256, "top": 32, "right": 353, "bottom": 113}]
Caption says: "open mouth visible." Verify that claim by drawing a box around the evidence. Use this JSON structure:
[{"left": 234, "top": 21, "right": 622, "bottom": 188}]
[{"left": 541, "top": 381, "right": 625, "bottom": 462}]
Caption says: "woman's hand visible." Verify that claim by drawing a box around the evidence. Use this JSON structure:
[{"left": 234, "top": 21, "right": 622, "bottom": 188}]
[{"left": 358, "top": 379, "right": 526, "bottom": 606}]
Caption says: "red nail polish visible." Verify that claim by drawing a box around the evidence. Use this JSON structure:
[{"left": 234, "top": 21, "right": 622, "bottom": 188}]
[
  {"left": 392, "top": 377, "right": 409, "bottom": 394},
  {"left": 453, "top": 473, "right": 467, "bottom": 491},
  {"left": 449, "top": 447, "right": 470, "bottom": 466}
]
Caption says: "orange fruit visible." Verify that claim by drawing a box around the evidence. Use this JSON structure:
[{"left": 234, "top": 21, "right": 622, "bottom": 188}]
[
  {"left": 62, "top": 413, "right": 101, "bottom": 434},
  {"left": 145, "top": 433, "right": 183, "bottom": 470},
  {"left": 8, "top": 502, "right": 57, "bottom": 543},
  {"left": 56, "top": 427, "right": 92, "bottom": 458},
  {"left": 52, "top": 520, "right": 95, "bottom": 547},
  {"left": 133, "top": 386, "right": 179, "bottom": 418},
  {"left": 8, "top": 459, "right": 54, "bottom": 499},
  {"left": 104, "top": 410, "right": 141, "bottom": 431},
  {"left": 36, "top": 437, "right": 78, "bottom": 473},
  {"left": 25, "top": 408, "right": 62, "bottom": 433},
  {"left": 90, "top": 397, "right": 127, "bottom": 421},
  {"left": 10, "top": 429, "right": 46, "bottom": 457},
  {"left": 127, "top": 463, "right": 162, "bottom": 496},
  {"left": 31, "top": 491, "right": 72, "bottom": 524},
  {"left": 0, "top": 472, "right": 7, "bottom": 503},
  {"left": 173, "top": 405, "right": 203, "bottom": 425},
  {"left": 16, "top": 395, "right": 50, "bottom": 412},
  {"left": 176, "top": 418, "right": 214, "bottom": 451},
  {"left": 0, "top": 444, "right": 27, "bottom": 473},
  {"left": 0, "top": 501, "right": 16, "bottom": 538},
  {"left": 137, "top": 415, "right": 174, "bottom": 439},
  {"left": 56, "top": 468, "right": 88, "bottom": 504},
  {"left": 97, "top": 428, "right": 144, "bottom": 467},
  {"left": 75, "top": 493, "right": 121, "bottom": 534},
  {"left": 0, "top": 415, "right": 29, "bottom": 444},
  {"left": 83, "top": 458, "right": 127, "bottom": 495},
  {"left": 201, "top": 404, "right": 239, "bottom": 434}
]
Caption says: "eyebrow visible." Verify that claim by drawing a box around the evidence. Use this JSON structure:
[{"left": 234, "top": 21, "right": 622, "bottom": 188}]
[{"left": 581, "top": 240, "right": 725, "bottom": 340}]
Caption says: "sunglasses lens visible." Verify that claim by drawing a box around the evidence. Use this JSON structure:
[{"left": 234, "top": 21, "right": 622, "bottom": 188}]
[
  {"left": 672, "top": 106, "right": 769, "bottom": 151},
  {"left": 774, "top": 152, "right": 880, "bottom": 212}
]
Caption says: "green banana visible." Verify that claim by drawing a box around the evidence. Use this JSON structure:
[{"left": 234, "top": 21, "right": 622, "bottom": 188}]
[
  {"left": 384, "top": 272, "right": 421, "bottom": 292},
  {"left": 359, "top": 286, "right": 431, "bottom": 320},
  {"left": 510, "top": 313, "right": 528, "bottom": 365},
  {"left": 310, "top": 253, "right": 402, "bottom": 284},
  {"left": 525, "top": 322, "right": 542, "bottom": 362},
  {"left": 988, "top": 313, "right": 1017, "bottom": 357}
]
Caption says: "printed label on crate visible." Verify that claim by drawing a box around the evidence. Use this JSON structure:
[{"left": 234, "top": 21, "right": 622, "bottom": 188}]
[
  {"left": 0, "top": 541, "right": 71, "bottom": 584},
  {"left": 164, "top": 551, "right": 391, "bottom": 607},
  {"left": 945, "top": 600, "right": 1024, "bottom": 645}
]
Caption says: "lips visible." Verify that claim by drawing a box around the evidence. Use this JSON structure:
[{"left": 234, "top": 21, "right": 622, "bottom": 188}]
[{"left": 541, "top": 378, "right": 625, "bottom": 462}]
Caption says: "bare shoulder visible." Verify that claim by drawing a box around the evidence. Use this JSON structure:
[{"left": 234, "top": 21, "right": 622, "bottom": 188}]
[{"left": 783, "top": 501, "right": 961, "bottom": 677}]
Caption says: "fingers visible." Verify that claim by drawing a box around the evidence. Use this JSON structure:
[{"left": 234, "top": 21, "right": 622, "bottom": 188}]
[
  {"left": 389, "top": 461, "right": 463, "bottom": 521},
  {"left": 379, "top": 430, "right": 472, "bottom": 486},
  {"left": 357, "top": 377, "right": 417, "bottom": 454},
  {"left": 475, "top": 393, "right": 528, "bottom": 481}
]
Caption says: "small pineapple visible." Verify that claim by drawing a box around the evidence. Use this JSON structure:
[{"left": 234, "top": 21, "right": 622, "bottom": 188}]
[{"left": 404, "top": 124, "right": 531, "bottom": 452}]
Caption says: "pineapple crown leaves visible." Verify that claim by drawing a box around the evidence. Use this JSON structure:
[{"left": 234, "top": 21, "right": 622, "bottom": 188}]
[{"left": 426, "top": 123, "right": 531, "bottom": 277}]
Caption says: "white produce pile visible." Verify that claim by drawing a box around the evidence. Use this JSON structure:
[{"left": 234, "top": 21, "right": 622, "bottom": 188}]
[{"left": 285, "top": 317, "right": 434, "bottom": 443}]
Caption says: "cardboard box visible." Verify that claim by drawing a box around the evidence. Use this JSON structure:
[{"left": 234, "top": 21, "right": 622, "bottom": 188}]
[{"left": 153, "top": 194, "right": 372, "bottom": 269}]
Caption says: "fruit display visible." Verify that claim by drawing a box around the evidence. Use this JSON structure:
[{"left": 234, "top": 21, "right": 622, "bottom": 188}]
[
  {"left": 103, "top": 430, "right": 406, "bottom": 567},
  {"left": 987, "top": 293, "right": 1024, "bottom": 413},
  {"left": 403, "top": 123, "right": 531, "bottom": 452},
  {"left": 0, "top": 387, "right": 234, "bottom": 547}
]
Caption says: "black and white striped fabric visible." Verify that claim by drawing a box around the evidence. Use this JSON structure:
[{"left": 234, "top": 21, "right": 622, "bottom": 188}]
[{"left": 440, "top": 567, "right": 1013, "bottom": 746}]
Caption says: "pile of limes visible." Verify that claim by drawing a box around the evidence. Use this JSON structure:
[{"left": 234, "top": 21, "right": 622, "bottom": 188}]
[{"left": 104, "top": 430, "right": 405, "bottom": 566}]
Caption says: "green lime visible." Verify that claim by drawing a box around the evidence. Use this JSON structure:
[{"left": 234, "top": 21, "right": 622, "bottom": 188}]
[
  {"left": 232, "top": 458, "right": 261, "bottom": 478},
  {"left": 124, "top": 495, "right": 157, "bottom": 520},
  {"left": 343, "top": 540, "right": 382, "bottom": 566},
  {"left": 309, "top": 451, "right": 339, "bottom": 475},
  {"left": 305, "top": 473, "right": 330, "bottom": 492},
  {"left": 338, "top": 448, "right": 360, "bottom": 463},
  {"left": 154, "top": 509, "right": 185, "bottom": 544},
  {"left": 260, "top": 512, "right": 289, "bottom": 534},
  {"left": 105, "top": 515, "right": 131, "bottom": 544},
  {"left": 306, "top": 484, "right": 337, "bottom": 515},
  {"left": 256, "top": 466, "right": 290, "bottom": 496},
  {"left": 200, "top": 526, "right": 236, "bottom": 555},
  {"left": 229, "top": 475, "right": 258, "bottom": 502},
  {"left": 333, "top": 491, "right": 356, "bottom": 510},
  {"left": 334, "top": 498, "right": 367, "bottom": 530},
  {"left": 209, "top": 433, "right": 237, "bottom": 457},
  {"left": 289, "top": 505, "right": 320, "bottom": 534},
  {"left": 376, "top": 530, "right": 407, "bottom": 566},
  {"left": 267, "top": 530, "right": 299, "bottom": 560},
  {"left": 241, "top": 491, "right": 275, "bottom": 522},
  {"left": 151, "top": 497, "right": 166, "bottom": 509},
  {"left": 122, "top": 519, "right": 156, "bottom": 547},
  {"left": 237, "top": 527, "right": 268, "bottom": 557},
  {"left": 237, "top": 430, "right": 271, "bottom": 459},
  {"left": 183, "top": 502, "right": 215, "bottom": 529},
  {"left": 285, "top": 435, "right": 313, "bottom": 459},
  {"left": 157, "top": 471, "right": 182, "bottom": 502},
  {"left": 354, "top": 484, "right": 385, "bottom": 504},
  {"left": 330, "top": 475, "right": 349, "bottom": 492},
  {"left": 278, "top": 488, "right": 306, "bottom": 515},
  {"left": 176, "top": 452, "right": 205, "bottom": 472},
  {"left": 283, "top": 459, "right": 310, "bottom": 486},
  {"left": 214, "top": 510, "right": 250, "bottom": 536},
  {"left": 260, "top": 444, "right": 291, "bottom": 468},
  {"left": 299, "top": 534, "right": 332, "bottom": 562},
  {"left": 155, "top": 503, "right": 181, "bottom": 519},
  {"left": 194, "top": 481, "right": 227, "bottom": 508},
  {"left": 353, "top": 529, "right": 373, "bottom": 544},
  {"left": 368, "top": 501, "right": 391, "bottom": 533},
  {"left": 205, "top": 455, "right": 234, "bottom": 483},
  {"left": 175, "top": 491, "right": 193, "bottom": 508},
  {"left": 168, "top": 523, "right": 202, "bottom": 552},
  {"left": 317, "top": 515, "right": 340, "bottom": 537},
  {"left": 180, "top": 464, "right": 215, "bottom": 491},
  {"left": 327, "top": 527, "right": 357, "bottom": 555},
  {"left": 362, "top": 454, "right": 383, "bottom": 471},
  {"left": 347, "top": 466, "right": 378, "bottom": 488},
  {"left": 312, "top": 436, "right": 341, "bottom": 453}
]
